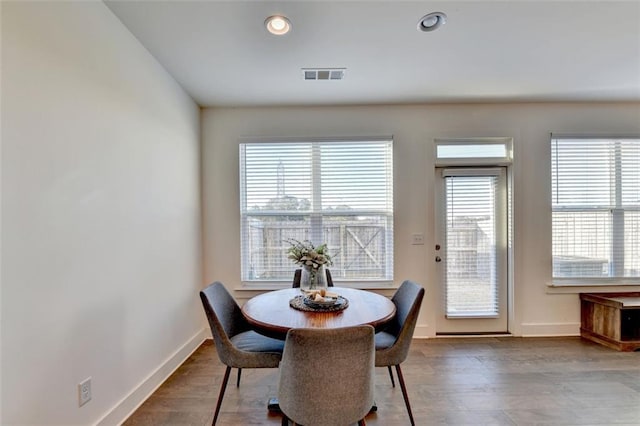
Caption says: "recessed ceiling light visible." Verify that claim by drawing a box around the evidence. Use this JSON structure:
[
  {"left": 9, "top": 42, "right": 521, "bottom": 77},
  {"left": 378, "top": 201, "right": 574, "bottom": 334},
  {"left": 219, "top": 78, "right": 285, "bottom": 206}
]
[
  {"left": 265, "top": 15, "right": 291, "bottom": 35},
  {"left": 418, "top": 12, "right": 447, "bottom": 32}
]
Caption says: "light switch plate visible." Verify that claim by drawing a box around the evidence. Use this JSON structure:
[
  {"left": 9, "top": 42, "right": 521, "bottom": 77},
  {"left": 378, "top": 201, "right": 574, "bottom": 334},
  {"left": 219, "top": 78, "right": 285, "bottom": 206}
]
[{"left": 411, "top": 233, "right": 425, "bottom": 245}]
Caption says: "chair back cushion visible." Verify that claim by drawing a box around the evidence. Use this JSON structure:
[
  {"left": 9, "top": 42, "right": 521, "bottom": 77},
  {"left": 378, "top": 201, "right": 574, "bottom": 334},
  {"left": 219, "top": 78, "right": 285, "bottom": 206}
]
[
  {"left": 200, "top": 282, "right": 283, "bottom": 368},
  {"left": 279, "top": 326, "right": 374, "bottom": 426},
  {"left": 375, "top": 280, "right": 425, "bottom": 366},
  {"left": 201, "top": 282, "right": 249, "bottom": 339}
]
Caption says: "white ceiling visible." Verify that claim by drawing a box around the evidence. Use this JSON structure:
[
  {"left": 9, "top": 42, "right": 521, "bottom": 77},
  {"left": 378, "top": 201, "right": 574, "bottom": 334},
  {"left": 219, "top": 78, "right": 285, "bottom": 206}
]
[{"left": 104, "top": 0, "right": 640, "bottom": 107}]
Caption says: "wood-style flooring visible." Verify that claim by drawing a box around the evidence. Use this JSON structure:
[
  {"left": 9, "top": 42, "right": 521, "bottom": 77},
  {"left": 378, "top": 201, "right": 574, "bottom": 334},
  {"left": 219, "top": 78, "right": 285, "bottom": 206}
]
[{"left": 124, "top": 337, "right": 640, "bottom": 425}]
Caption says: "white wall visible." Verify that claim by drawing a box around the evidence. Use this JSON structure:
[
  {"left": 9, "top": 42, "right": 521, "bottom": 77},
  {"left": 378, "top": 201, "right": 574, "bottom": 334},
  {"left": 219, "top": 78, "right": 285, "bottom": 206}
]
[
  {"left": 202, "top": 103, "right": 640, "bottom": 338},
  {"left": 1, "top": 2, "right": 202, "bottom": 425}
]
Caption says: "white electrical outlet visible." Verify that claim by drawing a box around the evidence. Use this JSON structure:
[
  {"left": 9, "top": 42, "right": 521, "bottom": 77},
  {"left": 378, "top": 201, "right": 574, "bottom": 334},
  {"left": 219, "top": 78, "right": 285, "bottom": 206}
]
[{"left": 78, "top": 377, "right": 92, "bottom": 407}]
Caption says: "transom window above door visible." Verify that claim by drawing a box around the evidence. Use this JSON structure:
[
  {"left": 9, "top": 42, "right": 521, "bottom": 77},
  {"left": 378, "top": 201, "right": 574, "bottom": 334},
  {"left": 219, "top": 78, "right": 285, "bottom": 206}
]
[
  {"left": 239, "top": 138, "right": 394, "bottom": 284},
  {"left": 435, "top": 137, "right": 513, "bottom": 166}
]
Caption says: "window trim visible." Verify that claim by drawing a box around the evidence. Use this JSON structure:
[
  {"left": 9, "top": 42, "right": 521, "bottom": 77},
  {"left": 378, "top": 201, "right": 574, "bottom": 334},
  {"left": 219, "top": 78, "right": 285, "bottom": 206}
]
[
  {"left": 238, "top": 135, "right": 394, "bottom": 145},
  {"left": 550, "top": 133, "right": 640, "bottom": 287},
  {"left": 239, "top": 136, "right": 394, "bottom": 287},
  {"left": 435, "top": 137, "right": 513, "bottom": 166}
]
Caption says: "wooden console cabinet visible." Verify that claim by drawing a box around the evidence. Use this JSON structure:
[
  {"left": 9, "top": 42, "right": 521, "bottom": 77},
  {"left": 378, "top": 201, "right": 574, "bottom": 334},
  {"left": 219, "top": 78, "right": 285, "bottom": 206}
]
[{"left": 580, "top": 292, "right": 640, "bottom": 351}]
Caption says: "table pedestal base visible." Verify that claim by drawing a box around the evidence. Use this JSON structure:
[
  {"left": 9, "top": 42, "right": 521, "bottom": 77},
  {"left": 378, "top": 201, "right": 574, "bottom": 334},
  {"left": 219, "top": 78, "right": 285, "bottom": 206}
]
[
  {"left": 267, "top": 398, "right": 378, "bottom": 414},
  {"left": 267, "top": 398, "right": 281, "bottom": 412}
]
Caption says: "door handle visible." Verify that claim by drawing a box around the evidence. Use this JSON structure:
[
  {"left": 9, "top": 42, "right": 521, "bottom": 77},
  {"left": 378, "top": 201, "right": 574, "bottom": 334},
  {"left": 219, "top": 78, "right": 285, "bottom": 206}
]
[{"left": 435, "top": 256, "right": 442, "bottom": 262}]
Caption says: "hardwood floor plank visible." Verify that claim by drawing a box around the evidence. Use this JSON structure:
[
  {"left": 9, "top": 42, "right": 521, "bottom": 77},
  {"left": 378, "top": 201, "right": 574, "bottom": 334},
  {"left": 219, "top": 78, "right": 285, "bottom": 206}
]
[{"left": 124, "top": 338, "right": 640, "bottom": 425}]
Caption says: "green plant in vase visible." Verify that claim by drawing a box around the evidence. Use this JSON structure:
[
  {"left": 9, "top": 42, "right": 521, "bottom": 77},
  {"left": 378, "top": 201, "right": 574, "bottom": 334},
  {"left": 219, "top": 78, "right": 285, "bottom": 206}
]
[{"left": 286, "top": 239, "right": 333, "bottom": 290}]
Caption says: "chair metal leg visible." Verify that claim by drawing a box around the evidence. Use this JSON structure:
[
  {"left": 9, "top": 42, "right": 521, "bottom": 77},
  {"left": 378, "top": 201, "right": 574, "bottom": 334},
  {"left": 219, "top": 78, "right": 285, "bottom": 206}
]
[
  {"left": 212, "top": 366, "right": 231, "bottom": 426},
  {"left": 236, "top": 368, "right": 242, "bottom": 387},
  {"left": 395, "top": 364, "right": 415, "bottom": 426},
  {"left": 387, "top": 365, "right": 396, "bottom": 387}
]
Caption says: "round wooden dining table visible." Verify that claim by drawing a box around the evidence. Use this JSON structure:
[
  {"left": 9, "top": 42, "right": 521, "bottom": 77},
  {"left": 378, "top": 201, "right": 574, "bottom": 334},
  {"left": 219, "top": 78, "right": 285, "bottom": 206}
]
[
  {"left": 241, "top": 287, "right": 396, "bottom": 340},
  {"left": 243, "top": 286, "right": 395, "bottom": 413}
]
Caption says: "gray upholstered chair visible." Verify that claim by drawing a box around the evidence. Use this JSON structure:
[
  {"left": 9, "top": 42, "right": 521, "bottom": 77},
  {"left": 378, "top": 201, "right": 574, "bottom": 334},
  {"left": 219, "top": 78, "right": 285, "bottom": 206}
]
[
  {"left": 375, "top": 280, "right": 425, "bottom": 426},
  {"left": 292, "top": 268, "right": 335, "bottom": 288},
  {"left": 200, "top": 282, "right": 284, "bottom": 425},
  {"left": 278, "top": 326, "right": 375, "bottom": 426}
]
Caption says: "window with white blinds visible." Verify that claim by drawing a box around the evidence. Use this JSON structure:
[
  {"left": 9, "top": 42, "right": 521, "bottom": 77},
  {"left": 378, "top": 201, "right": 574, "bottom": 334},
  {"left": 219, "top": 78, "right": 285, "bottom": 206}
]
[
  {"left": 442, "top": 168, "right": 506, "bottom": 317},
  {"left": 551, "top": 135, "right": 640, "bottom": 283},
  {"left": 240, "top": 138, "right": 393, "bottom": 283}
]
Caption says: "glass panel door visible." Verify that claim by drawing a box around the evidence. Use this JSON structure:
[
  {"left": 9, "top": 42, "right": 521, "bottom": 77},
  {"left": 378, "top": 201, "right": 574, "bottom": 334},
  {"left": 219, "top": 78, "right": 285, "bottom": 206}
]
[{"left": 435, "top": 167, "right": 508, "bottom": 334}]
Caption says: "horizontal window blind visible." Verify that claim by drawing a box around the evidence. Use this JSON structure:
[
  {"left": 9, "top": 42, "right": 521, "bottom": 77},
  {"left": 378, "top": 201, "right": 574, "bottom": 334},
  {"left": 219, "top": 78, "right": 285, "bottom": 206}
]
[
  {"left": 443, "top": 169, "right": 502, "bottom": 317},
  {"left": 240, "top": 139, "right": 393, "bottom": 282},
  {"left": 551, "top": 136, "right": 640, "bottom": 281}
]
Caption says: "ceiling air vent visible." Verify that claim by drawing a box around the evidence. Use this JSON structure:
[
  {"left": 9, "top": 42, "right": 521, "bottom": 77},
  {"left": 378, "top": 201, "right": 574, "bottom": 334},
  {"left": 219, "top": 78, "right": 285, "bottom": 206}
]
[{"left": 302, "top": 68, "right": 346, "bottom": 81}]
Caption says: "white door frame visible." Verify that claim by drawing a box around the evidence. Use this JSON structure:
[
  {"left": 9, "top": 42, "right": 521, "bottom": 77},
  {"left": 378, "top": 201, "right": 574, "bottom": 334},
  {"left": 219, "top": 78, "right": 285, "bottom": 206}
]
[{"left": 433, "top": 137, "right": 514, "bottom": 335}]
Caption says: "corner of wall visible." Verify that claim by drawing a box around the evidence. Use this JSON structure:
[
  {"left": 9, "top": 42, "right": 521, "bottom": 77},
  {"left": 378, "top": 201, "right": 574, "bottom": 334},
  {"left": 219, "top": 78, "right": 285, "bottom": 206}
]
[{"left": 96, "top": 328, "right": 209, "bottom": 426}]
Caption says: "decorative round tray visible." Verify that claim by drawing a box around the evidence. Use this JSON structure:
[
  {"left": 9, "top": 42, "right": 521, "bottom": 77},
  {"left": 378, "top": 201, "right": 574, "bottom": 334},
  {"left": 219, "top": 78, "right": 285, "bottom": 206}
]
[
  {"left": 289, "top": 295, "right": 349, "bottom": 312},
  {"left": 304, "top": 296, "right": 339, "bottom": 308}
]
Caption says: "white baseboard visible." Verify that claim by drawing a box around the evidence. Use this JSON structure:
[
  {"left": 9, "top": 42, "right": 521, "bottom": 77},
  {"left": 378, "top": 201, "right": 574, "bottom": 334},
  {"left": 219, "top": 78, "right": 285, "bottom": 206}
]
[
  {"left": 413, "top": 324, "right": 432, "bottom": 339},
  {"left": 413, "top": 323, "right": 581, "bottom": 338},
  {"left": 96, "top": 328, "right": 209, "bottom": 426},
  {"left": 519, "top": 322, "right": 581, "bottom": 337}
]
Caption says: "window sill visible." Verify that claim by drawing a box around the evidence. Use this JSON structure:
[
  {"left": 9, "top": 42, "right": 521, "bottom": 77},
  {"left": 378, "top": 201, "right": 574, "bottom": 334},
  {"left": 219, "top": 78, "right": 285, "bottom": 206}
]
[
  {"left": 547, "top": 281, "right": 640, "bottom": 294},
  {"left": 237, "top": 280, "right": 397, "bottom": 292}
]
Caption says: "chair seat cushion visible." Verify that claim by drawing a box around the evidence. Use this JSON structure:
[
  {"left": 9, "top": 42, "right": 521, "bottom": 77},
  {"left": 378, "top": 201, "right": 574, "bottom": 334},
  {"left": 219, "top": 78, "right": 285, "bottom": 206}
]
[
  {"left": 231, "top": 331, "right": 285, "bottom": 353},
  {"left": 375, "top": 331, "right": 397, "bottom": 350}
]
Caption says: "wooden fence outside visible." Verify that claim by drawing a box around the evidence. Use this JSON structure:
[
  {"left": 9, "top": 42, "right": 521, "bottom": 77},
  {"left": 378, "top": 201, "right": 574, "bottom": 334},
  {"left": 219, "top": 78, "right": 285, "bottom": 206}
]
[{"left": 245, "top": 218, "right": 390, "bottom": 280}]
